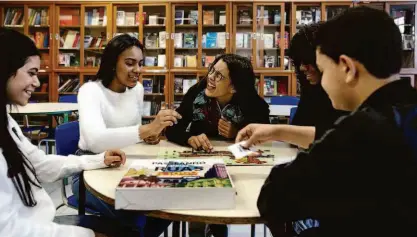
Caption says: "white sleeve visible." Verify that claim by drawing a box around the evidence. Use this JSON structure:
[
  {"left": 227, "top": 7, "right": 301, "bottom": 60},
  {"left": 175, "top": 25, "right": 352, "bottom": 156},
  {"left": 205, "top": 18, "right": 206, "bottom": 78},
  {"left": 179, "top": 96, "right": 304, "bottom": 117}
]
[
  {"left": 78, "top": 83, "right": 140, "bottom": 154},
  {"left": 0, "top": 156, "right": 95, "bottom": 237},
  {"left": 9, "top": 116, "right": 107, "bottom": 183}
]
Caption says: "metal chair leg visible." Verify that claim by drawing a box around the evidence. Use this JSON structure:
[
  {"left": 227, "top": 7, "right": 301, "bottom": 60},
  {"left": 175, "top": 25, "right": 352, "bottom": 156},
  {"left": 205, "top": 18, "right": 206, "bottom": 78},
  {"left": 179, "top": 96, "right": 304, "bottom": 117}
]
[
  {"left": 172, "top": 221, "right": 180, "bottom": 237},
  {"left": 78, "top": 171, "right": 86, "bottom": 215},
  {"left": 251, "top": 224, "right": 255, "bottom": 237},
  {"left": 164, "top": 229, "right": 168, "bottom": 237},
  {"left": 264, "top": 224, "right": 267, "bottom": 237},
  {"left": 181, "top": 221, "right": 186, "bottom": 237}
]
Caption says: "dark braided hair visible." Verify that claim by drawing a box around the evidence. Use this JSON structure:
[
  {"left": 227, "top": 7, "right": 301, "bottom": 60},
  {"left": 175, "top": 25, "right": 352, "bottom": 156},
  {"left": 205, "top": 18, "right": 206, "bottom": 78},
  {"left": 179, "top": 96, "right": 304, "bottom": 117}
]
[{"left": 0, "top": 28, "right": 42, "bottom": 207}]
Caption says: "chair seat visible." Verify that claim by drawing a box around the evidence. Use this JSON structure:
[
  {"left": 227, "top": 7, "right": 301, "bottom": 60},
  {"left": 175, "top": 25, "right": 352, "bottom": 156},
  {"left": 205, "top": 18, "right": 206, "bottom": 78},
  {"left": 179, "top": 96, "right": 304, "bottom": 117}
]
[
  {"left": 53, "top": 215, "right": 141, "bottom": 237},
  {"left": 67, "top": 195, "right": 101, "bottom": 216}
]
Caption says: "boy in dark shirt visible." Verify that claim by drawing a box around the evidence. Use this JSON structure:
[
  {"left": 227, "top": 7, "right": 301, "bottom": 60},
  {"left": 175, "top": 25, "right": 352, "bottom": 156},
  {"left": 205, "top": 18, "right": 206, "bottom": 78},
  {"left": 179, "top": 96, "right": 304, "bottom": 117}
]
[{"left": 236, "top": 6, "right": 417, "bottom": 237}]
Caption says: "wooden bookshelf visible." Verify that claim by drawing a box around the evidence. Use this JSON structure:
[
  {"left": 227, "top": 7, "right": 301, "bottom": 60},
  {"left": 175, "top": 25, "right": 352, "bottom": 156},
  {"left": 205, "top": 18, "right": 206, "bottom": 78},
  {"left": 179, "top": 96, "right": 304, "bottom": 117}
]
[{"left": 0, "top": 0, "right": 415, "bottom": 107}]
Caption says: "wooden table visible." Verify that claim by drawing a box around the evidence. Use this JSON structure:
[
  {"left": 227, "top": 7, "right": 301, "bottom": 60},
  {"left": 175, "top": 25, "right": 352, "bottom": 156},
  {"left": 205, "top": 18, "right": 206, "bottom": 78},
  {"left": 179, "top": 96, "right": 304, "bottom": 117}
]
[
  {"left": 9, "top": 102, "right": 78, "bottom": 122},
  {"left": 83, "top": 140, "right": 297, "bottom": 237}
]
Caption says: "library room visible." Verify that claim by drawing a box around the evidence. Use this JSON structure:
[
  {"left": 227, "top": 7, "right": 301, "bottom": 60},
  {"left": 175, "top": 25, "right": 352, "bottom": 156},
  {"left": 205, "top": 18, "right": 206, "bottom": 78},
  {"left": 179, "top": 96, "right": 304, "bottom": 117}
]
[{"left": 1, "top": 0, "right": 417, "bottom": 237}]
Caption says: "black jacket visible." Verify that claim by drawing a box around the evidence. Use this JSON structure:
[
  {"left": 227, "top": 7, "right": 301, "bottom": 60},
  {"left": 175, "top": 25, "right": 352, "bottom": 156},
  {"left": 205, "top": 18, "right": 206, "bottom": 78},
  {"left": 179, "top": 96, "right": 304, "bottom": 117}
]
[
  {"left": 258, "top": 80, "right": 417, "bottom": 237},
  {"left": 292, "top": 78, "right": 348, "bottom": 140},
  {"left": 166, "top": 82, "right": 270, "bottom": 146}
]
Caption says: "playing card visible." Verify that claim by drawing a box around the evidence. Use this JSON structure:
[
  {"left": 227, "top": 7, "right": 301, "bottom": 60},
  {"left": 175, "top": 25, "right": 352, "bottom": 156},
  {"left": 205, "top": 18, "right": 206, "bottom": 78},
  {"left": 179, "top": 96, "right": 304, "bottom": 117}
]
[{"left": 228, "top": 141, "right": 258, "bottom": 159}]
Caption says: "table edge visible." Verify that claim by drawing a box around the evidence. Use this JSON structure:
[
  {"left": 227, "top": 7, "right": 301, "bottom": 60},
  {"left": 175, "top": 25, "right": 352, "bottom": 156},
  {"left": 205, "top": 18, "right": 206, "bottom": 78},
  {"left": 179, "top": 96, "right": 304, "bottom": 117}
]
[{"left": 83, "top": 177, "right": 264, "bottom": 225}]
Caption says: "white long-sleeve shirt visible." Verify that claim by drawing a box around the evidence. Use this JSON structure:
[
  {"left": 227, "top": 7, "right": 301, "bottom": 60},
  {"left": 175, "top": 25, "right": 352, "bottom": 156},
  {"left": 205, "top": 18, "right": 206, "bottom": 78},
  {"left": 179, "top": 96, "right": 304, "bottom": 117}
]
[
  {"left": 78, "top": 81, "right": 144, "bottom": 154},
  {"left": 0, "top": 114, "right": 107, "bottom": 237}
]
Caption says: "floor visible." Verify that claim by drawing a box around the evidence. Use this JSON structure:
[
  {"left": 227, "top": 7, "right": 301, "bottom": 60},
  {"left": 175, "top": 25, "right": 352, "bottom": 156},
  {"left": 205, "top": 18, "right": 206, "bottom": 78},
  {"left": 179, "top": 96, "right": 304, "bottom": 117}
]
[{"left": 39, "top": 144, "right": 270, "bottom": 237}]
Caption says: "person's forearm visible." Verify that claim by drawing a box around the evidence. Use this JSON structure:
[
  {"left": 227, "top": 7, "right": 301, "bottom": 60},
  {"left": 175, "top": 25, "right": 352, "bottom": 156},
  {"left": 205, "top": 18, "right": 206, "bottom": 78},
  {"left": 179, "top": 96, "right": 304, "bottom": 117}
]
[
  {"left": 139, "top": 123, "right": 159, "bottom": 140},
  {"left": 274, "top": 125, "right": 315, "bottom": 149}
]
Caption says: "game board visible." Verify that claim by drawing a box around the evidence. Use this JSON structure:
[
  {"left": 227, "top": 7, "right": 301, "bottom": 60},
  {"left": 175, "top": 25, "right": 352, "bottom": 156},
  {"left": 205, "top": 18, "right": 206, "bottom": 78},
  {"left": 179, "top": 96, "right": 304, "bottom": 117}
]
[{"left": 157, "top": 148, "right": 276, "bottom": 166}]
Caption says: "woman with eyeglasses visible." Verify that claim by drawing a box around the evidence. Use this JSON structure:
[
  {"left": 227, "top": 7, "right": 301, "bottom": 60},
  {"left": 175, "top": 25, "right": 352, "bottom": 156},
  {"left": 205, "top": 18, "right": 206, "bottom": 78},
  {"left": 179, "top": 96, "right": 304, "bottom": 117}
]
[
  {"left": 236, "top": 23, "right": 348, "bottom": 150},
  {"left": 166, "top": 54, "right": 270, "bottom": 151},
  {"left": 165, "top": 54, "right": 270, "bottom": 237}
]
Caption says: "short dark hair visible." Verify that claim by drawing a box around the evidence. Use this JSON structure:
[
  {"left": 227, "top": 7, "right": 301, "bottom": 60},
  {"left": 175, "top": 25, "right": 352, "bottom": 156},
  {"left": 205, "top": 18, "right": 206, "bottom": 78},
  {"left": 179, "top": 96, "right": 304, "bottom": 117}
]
[
  {"left": 96, "top": 34, "right": 144, "bottom": 87},
  {"left": 288, "top": 23, "right": 322, "bottom": 68},
  {"left": 315, "top": 6, "right": 402, "bottom": 79}
]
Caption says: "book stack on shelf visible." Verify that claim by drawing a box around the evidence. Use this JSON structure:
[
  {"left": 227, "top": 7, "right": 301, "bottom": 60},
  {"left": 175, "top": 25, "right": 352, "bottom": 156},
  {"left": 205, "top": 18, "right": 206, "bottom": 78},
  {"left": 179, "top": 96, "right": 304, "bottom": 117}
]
[
  {"left": 58, "top": 76, "right": 80, "bottom": 93},
  {"left": 59, "top": 8, "right": 80, "bottom": 26},
  {"left": 144, "top": 31, "right": 167, "bottom": 67},
  {"left": 236, "top": 33, "right": 251, "bottom": 49},
  {"left": 28, "top": 9, "right": 49, "bottom": 26},
  {"left": 85, "top": 8, "right": 107, "bottom": 26},
  {"left": 239, "top": 9, "right": 252, "bottom": 25},
  {"left": 174, "top": 78, "right": 198, "bottom": 94},
  {"left": 264, "top": 77, "right": 288, "bottom": 96},
  {"left": 30, "top": 32, "right": 49, "bottom": 49},
  {"left": 4, "top": 8, "right": 24, "bottom": 26},
  {"left": 202, "top": 32, "right": 226, "bottom": 49},
  {"left": 116, "top": 10, "right": 139, "bottom": 26},
  {"left": 296, "top": 8, "right": 321, "bottom": 25},
  {"left": 175, "top": 9, "right": 198, "bottom": 25}
]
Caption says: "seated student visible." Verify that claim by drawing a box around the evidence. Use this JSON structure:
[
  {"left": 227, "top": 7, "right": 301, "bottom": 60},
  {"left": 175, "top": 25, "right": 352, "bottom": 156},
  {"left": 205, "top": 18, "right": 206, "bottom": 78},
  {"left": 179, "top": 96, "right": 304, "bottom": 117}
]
[
  {"left": 73, "top": 34, "right": 179, "bottom": 236},
  {"left": 281, "top": 23, "right": 348, "bottom": 148},
  {"left": 166, "top": 54, "right": 270, "bottom": 237},
  {"left": 237, "top": 7, "right": 417, "bottom": 237},
  {"left": 166, "top": 54, "right": 270, "bottom": 151},
  {"left": 0, "top": 28, "right": 129, "bottom": 237}
]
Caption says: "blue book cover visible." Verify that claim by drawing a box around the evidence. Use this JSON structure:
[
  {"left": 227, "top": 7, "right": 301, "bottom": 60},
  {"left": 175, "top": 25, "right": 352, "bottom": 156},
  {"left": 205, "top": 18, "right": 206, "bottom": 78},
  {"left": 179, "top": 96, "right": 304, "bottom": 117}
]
[{"left": 205, "top": 32, "right": 217, "bottom": 48}]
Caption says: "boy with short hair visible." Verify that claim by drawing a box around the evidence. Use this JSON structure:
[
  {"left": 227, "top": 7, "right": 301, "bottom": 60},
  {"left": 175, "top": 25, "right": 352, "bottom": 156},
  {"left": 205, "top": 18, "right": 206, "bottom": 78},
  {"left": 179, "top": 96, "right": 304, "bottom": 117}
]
[{"left": 237, "top": 6, "right": 417, "bottom": 237}]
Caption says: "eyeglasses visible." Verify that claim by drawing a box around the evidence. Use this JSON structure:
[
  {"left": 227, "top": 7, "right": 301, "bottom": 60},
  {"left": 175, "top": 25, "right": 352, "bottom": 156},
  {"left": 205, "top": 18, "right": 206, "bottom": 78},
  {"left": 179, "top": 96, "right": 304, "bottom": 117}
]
[{"left": 208, "top": 67, "right": 227, "bottom": 82}]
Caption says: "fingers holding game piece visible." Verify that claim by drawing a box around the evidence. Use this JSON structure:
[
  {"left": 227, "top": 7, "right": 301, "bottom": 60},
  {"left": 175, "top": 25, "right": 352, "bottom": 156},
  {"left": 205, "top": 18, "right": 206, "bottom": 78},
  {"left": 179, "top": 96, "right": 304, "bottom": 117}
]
[{"left": 197, "top": 134, "right": 213, "bottom": 152}]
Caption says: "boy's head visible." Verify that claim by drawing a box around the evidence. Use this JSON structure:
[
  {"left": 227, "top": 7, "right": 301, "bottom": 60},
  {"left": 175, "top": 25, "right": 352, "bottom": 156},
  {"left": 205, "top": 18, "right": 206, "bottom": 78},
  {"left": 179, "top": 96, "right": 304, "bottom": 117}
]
[{"left": 315, "top": 6, "right": 402, "bottom": 111}]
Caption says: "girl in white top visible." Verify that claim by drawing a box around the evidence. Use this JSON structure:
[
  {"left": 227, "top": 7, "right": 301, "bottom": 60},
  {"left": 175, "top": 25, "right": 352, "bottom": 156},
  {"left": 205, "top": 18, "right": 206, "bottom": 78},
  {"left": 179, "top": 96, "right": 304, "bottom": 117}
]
[
  {"left": 0, "top": 29, "right": 127, "bottom": 237},
  {"left": 74, "top": 34, "right": 180, "bottom": 237}
]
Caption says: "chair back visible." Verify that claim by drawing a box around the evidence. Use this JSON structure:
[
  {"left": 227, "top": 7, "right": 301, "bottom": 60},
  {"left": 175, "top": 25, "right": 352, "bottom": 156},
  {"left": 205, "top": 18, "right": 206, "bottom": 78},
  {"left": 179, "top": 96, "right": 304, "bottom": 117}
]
[
  {"left": 270, "top": 96, "right": 299, "bottom": 105},
  {"left": 55, "top": 121, "right": 79, "bottom": 156},
  {"left": 289, "top": 107, "right": 298, "bottom": 124},
  {"left": 59, "top": 95, "right": 77, "bottom": 103}
]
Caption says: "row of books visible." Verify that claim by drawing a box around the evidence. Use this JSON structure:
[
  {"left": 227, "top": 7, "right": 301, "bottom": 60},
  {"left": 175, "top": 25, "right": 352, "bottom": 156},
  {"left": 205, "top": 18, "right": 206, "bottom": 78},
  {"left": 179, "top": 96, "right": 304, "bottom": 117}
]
[
  {"left": 58, "top": 78, "right": 80, "bottom": 92},
  {"left": 60, "top": 30, "right": 81, "bottom": 49},
  {"left": 236, "top": 33, "right": 252, "bottom": 49},
  {"left": 144, "top": 32, "right": 167, "bottom": 49},
  {"left": 85, "top": 56, "right": 101, "bottom": 67},
  {"left": 256, "top": 9, "right": 285, "bottom": 25},
  {"left": 238, "top": 10, "right": 252, "bottom": 25},
  {"left": 264, "top": 78, "right": 288, "bottom": 96},
  {"left": 174, "top": 33, "right": 196, "bottom": 48},
  {"left": 174, "top": 78, "right": 198, "bottom": 94},
  {"left": 142, "top": 78, "right": 165, "bottom": 94},
  {"left": 144, "top": 55, "right": 166, "bottom": 67},
  {"left": 85, "top": 8, "right": 107, "bottom": 26},
  {"left": 174, "top": 55, "right": 197, "bottom": 67},
  {"left": 263, "top": 32, "right": 289, "bottom": 49},
  {"left": 4, "top": 8, "right": 24, "bottom": 26},
  {"left": 116, "top": 11, "right": 139, "bottom": 26},
  {"left": 85, "top": 34, "right": 105, "bottom": 48},
  {"left": 143, "top": 101, "right": 162, "bottom": 117},
  {"left": 202, "top": 32, "right": 226, "bottom": 49},
  {"left": 28, "top": 8, "right": 49, "bottom": 26},
  {"left": 29, "top": 32, "right": 49, "bottom": 49},
  {"left": 59, "top": 8, "right": 80, "bottom": 26},
  {"left": 175, "top": 10, "right": 198, "bottom": 25},
  {"left": 145, "top": 13, "right": 166, "bottom": 26},
  {"left": 174, "top": 10, "right": 226, "bottom": 25},
  {"left": 264, "top": 55, "right": 290, "bottom": 69}
]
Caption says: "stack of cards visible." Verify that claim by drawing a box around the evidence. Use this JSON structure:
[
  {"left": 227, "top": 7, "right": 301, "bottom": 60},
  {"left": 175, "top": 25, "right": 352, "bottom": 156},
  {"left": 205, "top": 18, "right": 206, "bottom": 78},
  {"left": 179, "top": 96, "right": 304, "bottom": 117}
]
[{"left": 228, "top": 142, "right": 259, "bottom": 159}]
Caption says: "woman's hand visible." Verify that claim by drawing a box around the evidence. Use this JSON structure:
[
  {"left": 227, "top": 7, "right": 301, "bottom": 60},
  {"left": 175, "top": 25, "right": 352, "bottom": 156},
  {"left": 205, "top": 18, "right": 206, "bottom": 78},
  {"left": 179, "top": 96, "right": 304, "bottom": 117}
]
[
  {"left": 218, "top": 118, "right": 238, "bottom": 139},
  {"left": 144, "top": 135, "right": 161, "bottom": 145},
  {"left": 188, "top": 133, "right": 213, "bottom": 152},
  {"left": 151, "top": 109, "right": 182, "bottom": 133},
  {"left": 236, "top": 124, "right": 279, "bottom": 147},
  {"left": 104, "top": 149, "right": 126, "bottom": 167}
]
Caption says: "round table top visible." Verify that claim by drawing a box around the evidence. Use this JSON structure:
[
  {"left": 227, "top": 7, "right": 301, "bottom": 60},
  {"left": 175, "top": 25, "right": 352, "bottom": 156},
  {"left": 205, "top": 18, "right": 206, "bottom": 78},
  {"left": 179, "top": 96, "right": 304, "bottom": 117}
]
[
  {"left": 84, "top": 140, "right": 297, "bottom": 224},
  {"left": 8, "top": 102, "right": 78, "bottom": 115}
]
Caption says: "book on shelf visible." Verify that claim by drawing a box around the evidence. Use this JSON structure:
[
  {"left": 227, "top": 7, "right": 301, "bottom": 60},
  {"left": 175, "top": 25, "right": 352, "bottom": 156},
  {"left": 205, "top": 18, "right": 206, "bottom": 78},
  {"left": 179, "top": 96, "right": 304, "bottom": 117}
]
[
  {"left": 85, "top": 8, "right": 107, "bottom": 26},
  {"left": 115, "top": 159, "right": 235, "bottom": 210},
  {"left": 217, "top": 32, "right": 226, "bottom": 49},
  {"left": 174, "top": 33, "right": 183, "bottom": 48},
  {"left": 264, "top": 34, "right": 274, "bottom": 49},
  {"left": 158, "top": 31, "right": 166, "bottom": 49},
  {"left": 203, "top": 10, "right": 215, "bottom": 25},
  {"left": 219, "top": 11, "right": 226, "bottom": 25},
  {"left": 296, "top": 9, "right": 321, "bottom": 25},
  {"left": 264, "top": 55, "right": 276, "bottom": 68},
  {"left": 125, "top": 12, "right": 136, "bottom": 26},
  {"left": 183, "top": 79, "right": 197, "bottom": 94},
  {"left": 4, "top": 8, "right": 24, "bottom": 26},
  {"left": 143, "top": 101, "right": 152, "bottom": 116},
  {"left": 157, "top": 55, "right": 166, "bottom": 67},
  {"left": 116, "top": 11, "right": 139, "bottom": 26},
  {"left": 174, "top": 55, "right": 183, "bottom": 67},
  {"left": 185, "top": 55, "right": 197, "bottom": 67},
  {"left": 58, "top": 78, "right": 80, "bottom": 92},
  {"left": 60, "top": 30, "right": 80, "bottom": 49},
  {"left": 85, "top": 56, "right": 101, "bottom": 67},
  {"left": 205, "top": 32, "right": 217, "bottom": 48},
  {"left": 84, "top": 35, "right": 105, "bottom": 48},
  {"left": 236, "top": 33, "right": 244, "bottom": 48},
  {"left": 174, "top": 78, "right": 183, "bottom": 93},
  {"left": 175, "top": 10, "right": 185, "bottom": 25},
  {"left": 189, "top": 10, "right": 198, "bottom": 25},
  {"left": 116, "top": 11, "right": 125, "bottom": 26},
  {"left": 142, "top": 78, "right": 153, "bottom": 94},
  {"left": 59, "top": 53, "right": 79, "bottom": 67},
  {"left": 145, "top": 33, "right": 158, "bottom": 48},
  {"left": 59, "top": 8, "right": 80, "bottom": 26},
  {"left": 145, "top": 56, "right": 157, "bottom": 67},
  {"left": 28, "top": 8, "right": 49, "bottom": 26},
  {"left": 239, "top": 10, "right": 251, "bottom": 25},
  {"left": 31, "top": 32, "right": 49, "bottom": 49},
  {"left": 183, "top": 33, "right": 196, "bottom": 48}
]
